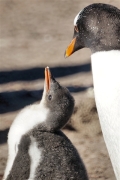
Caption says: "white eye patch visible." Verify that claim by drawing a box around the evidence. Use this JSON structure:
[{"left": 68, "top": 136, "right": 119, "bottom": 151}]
[
  {"left": 74, "top": 9, "right": 84, "bottom": 26},
  {"left": 74, "top": 12, "right": 80, "bottom": 26}
]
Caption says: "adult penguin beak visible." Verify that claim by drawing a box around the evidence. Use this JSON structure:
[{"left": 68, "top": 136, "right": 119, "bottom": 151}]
[
  {"left": 64, "top": 37, "right": 77, "bottom": 58},
  {"left": 64, "top": 28, "right": 84, "bottom": 58}
]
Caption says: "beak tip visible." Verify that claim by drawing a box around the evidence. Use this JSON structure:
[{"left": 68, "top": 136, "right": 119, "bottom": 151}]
[
  {"left": 64, "top": 51, "right": 68, "bottom": 58},
  {"left": 46, "top": 66, "right": 49, "bottom": 70}
]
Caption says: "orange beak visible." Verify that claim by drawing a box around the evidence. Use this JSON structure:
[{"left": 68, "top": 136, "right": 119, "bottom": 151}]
[
  {"left": 45, "top": 67, "right": 51, "bottom": 92},
  {"left": 65, "top": 37, "right": 76, "bottom": 58}
]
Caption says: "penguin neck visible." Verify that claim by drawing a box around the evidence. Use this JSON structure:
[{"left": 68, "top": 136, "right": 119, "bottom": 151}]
[{"left": 91, "top": 50, "right": 120, "bottom": 179}]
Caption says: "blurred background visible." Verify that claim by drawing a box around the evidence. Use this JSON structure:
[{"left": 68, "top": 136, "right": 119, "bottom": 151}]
[{"left": 0, "top": 0, "right": 119, "bottom": 179}]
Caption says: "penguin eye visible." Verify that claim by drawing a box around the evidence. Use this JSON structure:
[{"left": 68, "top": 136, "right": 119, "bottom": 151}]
[
  {"left": 74, "top": 26, "right": 79, "bottom": 32},
  {"left": 48, "top": 94, "right": 52, "bottom": 101}
]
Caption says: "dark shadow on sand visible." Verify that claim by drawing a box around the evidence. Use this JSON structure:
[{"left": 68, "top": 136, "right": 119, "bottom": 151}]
[
  {"left": 0, "top": 63, "right": 91, "bottom": 84},
  {"left": 0, "top": 128, "right": 9, "bottom": 144},
  {"left": 0, "top": 89, "right": 42, "bottom": 114},
  {"left": 0, "top": 85, "right": 92, "bottom": 114}
]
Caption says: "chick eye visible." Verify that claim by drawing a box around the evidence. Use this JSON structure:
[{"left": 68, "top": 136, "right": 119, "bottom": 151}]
[
  {"left": 74, "top": 25, "right": 79, "bottom": 32},
  {"left": 48, "top": 94, "right": 52, "bottom": 101}
]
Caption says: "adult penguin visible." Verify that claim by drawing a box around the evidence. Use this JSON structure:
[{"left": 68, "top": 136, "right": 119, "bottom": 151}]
[{"left": 65, "top": 3, "right": 120, "bottom": 179}]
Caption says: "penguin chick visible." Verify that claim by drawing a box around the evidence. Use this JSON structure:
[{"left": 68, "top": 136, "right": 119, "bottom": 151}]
[{"left": 4, "top": 67, "right": 88, "bottom": 180}]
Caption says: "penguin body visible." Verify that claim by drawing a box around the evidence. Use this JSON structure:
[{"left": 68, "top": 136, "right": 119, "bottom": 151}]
[
  {"left": 65, "top": 3, "right": 120, "bottom": 179},
  {"left": 4, "top": 67, "right": 88, "bottom": 180}
]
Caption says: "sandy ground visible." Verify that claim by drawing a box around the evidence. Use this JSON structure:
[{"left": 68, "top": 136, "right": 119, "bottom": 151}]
[{"left": 0, "top": 0, "right": 120, "bottom": 179}]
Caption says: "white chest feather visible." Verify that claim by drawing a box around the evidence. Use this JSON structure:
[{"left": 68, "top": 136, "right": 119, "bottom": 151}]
[
  {"left": 28, "top": 137, "right": 42, "bottom": 180},
  {"left": 91, "top": 50, "right": 120, "bottom": 179},
  {"left": 3, "top": 103, "right": 49, "bottom": 179}
]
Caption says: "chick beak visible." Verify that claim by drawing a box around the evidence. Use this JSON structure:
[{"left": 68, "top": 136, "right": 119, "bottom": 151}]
[
  {"left": 45, "top": 66, "right": 51, "bottom": 92},
  {"left": 64, "top": 37, "right": 76, "bottom": 58}
]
